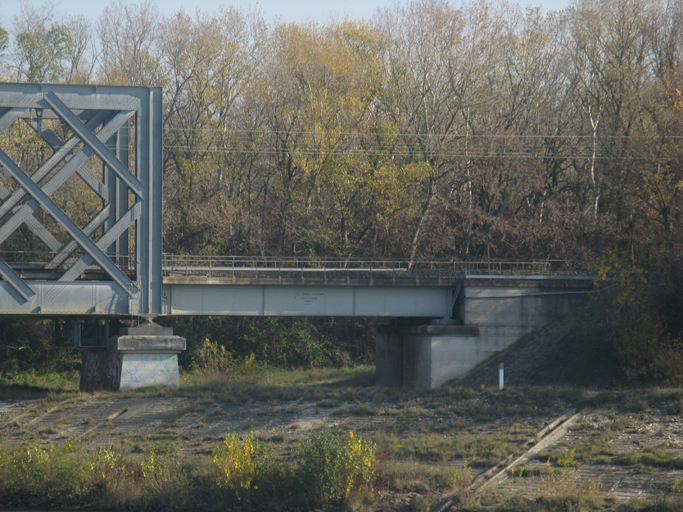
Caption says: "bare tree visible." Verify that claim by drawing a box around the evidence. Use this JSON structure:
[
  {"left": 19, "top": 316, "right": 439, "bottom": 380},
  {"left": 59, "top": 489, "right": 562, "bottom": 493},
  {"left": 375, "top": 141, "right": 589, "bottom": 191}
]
[{"left": 98, "top": 0, "right": 163, "bottom": 86}]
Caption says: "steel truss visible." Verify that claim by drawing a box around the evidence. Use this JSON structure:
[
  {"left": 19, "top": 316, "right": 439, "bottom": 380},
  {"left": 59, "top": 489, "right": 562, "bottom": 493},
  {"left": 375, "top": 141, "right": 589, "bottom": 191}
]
[{"left": 0, "top": 84, "right": 162, "bottom": 316}]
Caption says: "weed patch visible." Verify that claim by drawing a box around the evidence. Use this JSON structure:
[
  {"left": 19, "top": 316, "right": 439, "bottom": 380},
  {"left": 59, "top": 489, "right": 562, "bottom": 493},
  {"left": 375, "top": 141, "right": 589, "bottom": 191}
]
[
  {"left": 296, "top": 428, "right": 377, "bottom": 506},
  {"left": 615, "top": 448, "right": 683, "bottom": 470},
  {"left": 379, "top": 461, "right": 472, "bottom": 494},
  {"left": 376, "top": 428, "right": 531, "bottom": 467}
]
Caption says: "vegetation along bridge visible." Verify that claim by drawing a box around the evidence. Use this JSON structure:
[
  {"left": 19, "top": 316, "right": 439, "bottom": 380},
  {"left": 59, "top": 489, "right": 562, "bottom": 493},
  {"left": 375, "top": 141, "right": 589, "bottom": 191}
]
[{"left": 0, "top": 83, "right": 596, "bottom": 390}]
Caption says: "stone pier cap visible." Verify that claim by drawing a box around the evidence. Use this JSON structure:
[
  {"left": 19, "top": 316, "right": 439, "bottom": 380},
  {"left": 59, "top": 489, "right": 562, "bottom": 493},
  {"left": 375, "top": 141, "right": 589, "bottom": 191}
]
[{"left": 107, "top": 321, "right": 186, "bottom": 353}]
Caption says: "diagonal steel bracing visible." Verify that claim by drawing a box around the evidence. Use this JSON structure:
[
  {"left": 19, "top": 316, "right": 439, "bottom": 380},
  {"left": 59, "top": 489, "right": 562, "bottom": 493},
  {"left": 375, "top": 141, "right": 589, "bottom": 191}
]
[
  {"left": 44, "top": 92, "right": 145, "bottom": 198},
  {"left": 0, "top": 138, "right": 138, "bottom": 295},
  {"left": 0, "top": 112, "right": 133, "bottom": 245},
  {"left": 0, "top": 84, "right": 163, "bottom": 316}
]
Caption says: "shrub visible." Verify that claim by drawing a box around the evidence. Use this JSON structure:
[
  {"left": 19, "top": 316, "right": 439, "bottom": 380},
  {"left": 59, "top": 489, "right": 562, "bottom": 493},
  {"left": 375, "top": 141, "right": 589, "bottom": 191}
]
[
  {"left": 596, "top": 255, "right": 683, "bottom": 385},
  {"left": 140, "top": 444, "right": 181, "bottom": 496},
  {"left": 296, "top": 428, "right": 376, "bottom": 506},
  {"left": 535, "top": 447, "right": 602, "bottom": 509},
  {"left": 193, "top": 339, "right": 261, "bottom": 380},
  {"left": 0, "top": 437, "right": 192, "bottom": 509},
  {"left": 173, "top": 316, "right": 375, "bottom": 370},
  {"left": 0, "top": 319, "right": 79, "bottom": 375},
  {"left": 0, "top": 439, "right": 89, "bottom": 504},
  {"left": 194, "top": 339, "right": 237, "bottom": 372},
  {"left": 213, "top": 430, "right": 262, "bottom": 501}
]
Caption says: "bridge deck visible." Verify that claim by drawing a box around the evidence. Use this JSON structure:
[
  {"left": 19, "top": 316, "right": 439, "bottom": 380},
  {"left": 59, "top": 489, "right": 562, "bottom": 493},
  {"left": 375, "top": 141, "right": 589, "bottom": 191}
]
[
  {"left": 160, "top": 256, "right": 595, "bottom": 317},
  {"left": 0, "top": 254, "right": 596, "bottom": 317}
]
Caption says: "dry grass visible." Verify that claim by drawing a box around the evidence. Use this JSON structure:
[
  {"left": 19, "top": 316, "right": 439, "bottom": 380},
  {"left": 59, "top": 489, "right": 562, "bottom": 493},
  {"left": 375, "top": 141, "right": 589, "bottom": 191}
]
[{"left": 7, "top": 369, "right": 683, "bottom": 510}]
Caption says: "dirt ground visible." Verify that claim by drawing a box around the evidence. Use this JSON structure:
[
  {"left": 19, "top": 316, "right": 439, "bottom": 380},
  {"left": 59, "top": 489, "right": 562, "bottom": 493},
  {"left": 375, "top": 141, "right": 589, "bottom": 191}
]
[
  {"left": 3, "top": 380, "right": 683, "bottom": 510},
  {"left": 2, "top": 308, "right": 683, "bottom": 510}
]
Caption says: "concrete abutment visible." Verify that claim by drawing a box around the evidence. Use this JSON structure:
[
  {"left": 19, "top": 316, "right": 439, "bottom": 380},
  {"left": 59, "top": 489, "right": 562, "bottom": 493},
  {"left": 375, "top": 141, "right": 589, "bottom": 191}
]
[{"left": 375, "top": 277, "right": 594, "bottom": 388}]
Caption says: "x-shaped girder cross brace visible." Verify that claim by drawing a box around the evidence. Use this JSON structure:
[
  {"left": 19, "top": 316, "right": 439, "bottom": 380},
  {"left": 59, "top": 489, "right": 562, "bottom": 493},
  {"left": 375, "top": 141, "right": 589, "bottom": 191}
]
[{"left": 0, "top": 91, "right": 145, "bottom": 302}]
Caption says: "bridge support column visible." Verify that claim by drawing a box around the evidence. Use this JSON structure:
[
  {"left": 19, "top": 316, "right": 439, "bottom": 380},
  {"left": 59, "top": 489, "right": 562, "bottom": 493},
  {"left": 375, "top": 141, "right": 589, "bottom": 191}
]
[
  {"left": 80, "top": 322, "right": 186, "bottom": 392},
  {"left": 375, "top": 324, "right": 480, "bottom": 388}
]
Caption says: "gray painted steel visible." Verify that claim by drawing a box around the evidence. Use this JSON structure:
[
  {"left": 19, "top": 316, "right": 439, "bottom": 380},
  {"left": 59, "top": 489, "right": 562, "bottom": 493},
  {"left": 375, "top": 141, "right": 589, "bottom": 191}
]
[
  {"left": 163, "top": 283, "right": 452, "bottom": 317},
  {"left": 0, "top": 281, "right": 128, "bottom": 315},
  {"left": 0, "top": 273, "right": 594, "bottom": 318},
  {"left": 0, "top": 83, "right": 163, "bottom": 316}
]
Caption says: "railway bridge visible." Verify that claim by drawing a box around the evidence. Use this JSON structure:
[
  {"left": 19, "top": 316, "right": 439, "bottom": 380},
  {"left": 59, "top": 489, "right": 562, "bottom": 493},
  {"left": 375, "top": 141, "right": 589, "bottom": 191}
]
[{"left": 0, "top": 83, "right": 596, "bottom": 389}]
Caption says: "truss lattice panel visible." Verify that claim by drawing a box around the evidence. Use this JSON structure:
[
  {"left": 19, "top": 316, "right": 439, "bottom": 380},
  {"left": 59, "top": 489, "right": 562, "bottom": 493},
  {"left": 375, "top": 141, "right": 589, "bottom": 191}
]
[{"left": 0, "top": 84, "right": 162, "bottom": 316}]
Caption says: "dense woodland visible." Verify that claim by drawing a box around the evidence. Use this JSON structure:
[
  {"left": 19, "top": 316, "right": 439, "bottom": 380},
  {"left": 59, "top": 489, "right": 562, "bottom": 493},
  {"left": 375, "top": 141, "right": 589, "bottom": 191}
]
[
  {"left": 0, "top": 0, "right": 682, "bottom": 381},
  {"left": 1, "top": 0, "right": 682, "bottom": 263}
]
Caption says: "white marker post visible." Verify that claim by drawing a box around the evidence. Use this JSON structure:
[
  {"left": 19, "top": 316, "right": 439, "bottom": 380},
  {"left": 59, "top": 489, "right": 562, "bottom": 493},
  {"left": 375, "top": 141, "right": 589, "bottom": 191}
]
[{"left": 499, "top": 362, "right": 504, "bottom": 390}]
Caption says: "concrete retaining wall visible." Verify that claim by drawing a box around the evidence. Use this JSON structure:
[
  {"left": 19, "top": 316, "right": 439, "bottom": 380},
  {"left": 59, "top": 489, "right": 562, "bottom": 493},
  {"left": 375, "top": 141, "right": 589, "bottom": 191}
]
[{"left": 376, "top": 277, "right": 594, "bottom": 388}]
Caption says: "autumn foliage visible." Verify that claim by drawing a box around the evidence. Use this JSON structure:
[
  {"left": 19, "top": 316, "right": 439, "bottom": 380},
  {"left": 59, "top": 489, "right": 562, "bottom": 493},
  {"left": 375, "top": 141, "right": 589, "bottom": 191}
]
[
  {"left": 1, "top": 0, "right": 683, "bottom": 381},
  {"left": 1, "top": 0, "right": 681, "bottom": 265}
]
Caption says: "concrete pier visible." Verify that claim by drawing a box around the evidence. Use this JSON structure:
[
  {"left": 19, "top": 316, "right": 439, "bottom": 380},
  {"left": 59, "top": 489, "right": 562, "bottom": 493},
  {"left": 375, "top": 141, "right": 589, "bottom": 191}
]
[
  {"left": 80, "top": 322, "right": 186, "bottom": 391},
  {"left": 376, "top": 324, "right": 479, "bottom": 388}
]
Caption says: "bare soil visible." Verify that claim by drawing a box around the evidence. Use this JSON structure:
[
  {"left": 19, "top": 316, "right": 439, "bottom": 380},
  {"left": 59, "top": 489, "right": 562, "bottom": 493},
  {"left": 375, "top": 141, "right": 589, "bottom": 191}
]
[
  {"left": 3, "top": 379, "right": 683, "bottom": 510},
  {"left": 1, "top": 308, "right": 682, "bottom": 510}
]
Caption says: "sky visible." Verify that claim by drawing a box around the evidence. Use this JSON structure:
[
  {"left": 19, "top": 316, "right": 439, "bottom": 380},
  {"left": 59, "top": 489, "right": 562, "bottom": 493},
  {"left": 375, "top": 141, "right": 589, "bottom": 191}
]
[{"left": 1, "top": 0, "right": 572, "bottom": 27}]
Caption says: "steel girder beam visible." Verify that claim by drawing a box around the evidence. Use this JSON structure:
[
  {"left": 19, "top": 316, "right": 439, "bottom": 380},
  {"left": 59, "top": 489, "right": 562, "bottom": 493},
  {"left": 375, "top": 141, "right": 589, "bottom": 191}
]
[{"left": 0, "top": 83, "right": 163, "bottom": 316}]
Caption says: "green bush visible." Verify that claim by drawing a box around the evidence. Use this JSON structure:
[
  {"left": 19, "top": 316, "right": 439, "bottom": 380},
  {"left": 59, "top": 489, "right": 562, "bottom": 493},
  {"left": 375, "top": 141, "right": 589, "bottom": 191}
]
[
  {"left": 0, "top": 440, "right": 90, "bottom": 504},
  {"left": 213, "top": 430, "right": 262, "bottom": 500},
  {"left": 0, "top": 438, "right": 190, "bottom": 509},
  {"left": 194, "top": 339, "right": 239, "bottom": 372},
  {"left": 296, "top": 428, "right": 376, "bottom": 506},
  {"left": 0, "top": 319, "right": 79, "bottom": 375},
  {"left": 171, "top": 316, "right": 375, "bottom": 370}
]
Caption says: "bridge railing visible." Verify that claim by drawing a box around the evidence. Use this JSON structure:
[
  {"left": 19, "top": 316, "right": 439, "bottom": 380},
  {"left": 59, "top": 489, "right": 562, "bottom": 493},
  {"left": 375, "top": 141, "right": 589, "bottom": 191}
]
[
  {"left": 0, "top": 251, "right": 595, "bottom": 280},
  {"left": 162, "top": 254, "right": 595, "bottom": 280}
]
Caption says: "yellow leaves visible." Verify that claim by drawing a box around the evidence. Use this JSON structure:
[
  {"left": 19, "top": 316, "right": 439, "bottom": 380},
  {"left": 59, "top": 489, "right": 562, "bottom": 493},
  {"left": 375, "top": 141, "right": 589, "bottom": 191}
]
[
  {"left": 297, "top": 428, "right": 376, "bottom": 505},
  {"left": 630, "top": 162, "right": 683, "bottom": 252},
  {"left": 273, "top": 19, "right": 381, "bottom": 122},
  {"left": 535, "top": 446, "right": 598, "bottom": 502},
  {"left": 556, "top": 447, "right": 576, "bottom": 469},
  {"left": 369, "top": 160, "right": 435, "bottom": 224},
  {"left": 140, "top": 451, "right": 158, "bottom": 478},
  {"left": 213, "top": 430, "right": 260, "bottom": 496}
]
